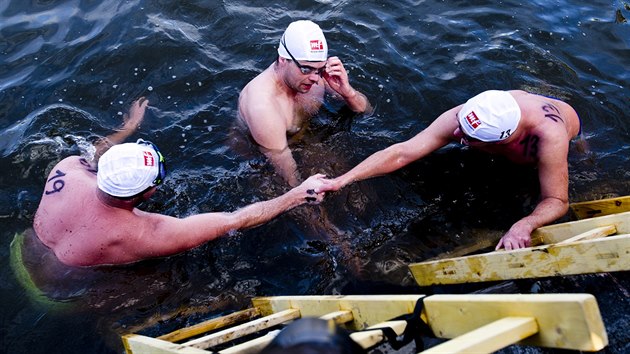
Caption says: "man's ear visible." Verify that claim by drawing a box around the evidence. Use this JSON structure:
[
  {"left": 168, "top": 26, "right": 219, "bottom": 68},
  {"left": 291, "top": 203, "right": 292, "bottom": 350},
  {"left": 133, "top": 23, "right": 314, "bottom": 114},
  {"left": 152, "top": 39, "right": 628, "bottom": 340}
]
[
  {"left": 140, "top": 186, "right": 158, "bottom": 201},
  {"left": 277, "top": 56, "right": 290, "bottom": 65}
]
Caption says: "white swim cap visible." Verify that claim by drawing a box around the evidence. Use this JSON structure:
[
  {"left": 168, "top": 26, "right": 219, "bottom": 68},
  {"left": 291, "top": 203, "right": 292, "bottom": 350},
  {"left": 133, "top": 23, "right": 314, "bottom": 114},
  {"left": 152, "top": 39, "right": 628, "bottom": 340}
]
[
  {"left": 278, "top": 20, "right": 328, "bottom": 62},
  {"left": 457, "top": 90, "right": 521, "bottom": 142},
  {"left": 97, "top": 140, "right": 162, "bottom": 197}
]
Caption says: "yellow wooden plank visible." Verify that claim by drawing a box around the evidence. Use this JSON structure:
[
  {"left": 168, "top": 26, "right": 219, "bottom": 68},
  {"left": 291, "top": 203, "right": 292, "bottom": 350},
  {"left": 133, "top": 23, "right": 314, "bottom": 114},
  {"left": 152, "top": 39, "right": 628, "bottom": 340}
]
[
  {"left": 219, "top": 329, "right": 280, "bottom": 354},
  {"left": 252, "top": 295, "right": 425, "bottom": 331},
  {"left": 424, "top": 237, "right": 497, "bottom": 261},
  {"left": 123, "top": 334, "right": 209, "bottom": 354},
  {"left": 421, "top": 317, "right": 538, "bottom": 354},
  {"left": 349, "top": 320, "right": 407, "bottom": 349},
  {"left": 183, "top": 309, "right": 300, "bottom": 349},
  {"left": 556, "top": 225, "right": 616, "bottom": 244},
  {"left": 319, "top": 310, "right": 354, "bottom": 324},
  {"left": 423, "top": 294, "right": 607, "bottom": 351},
  {"left": 410, "top": 234, "right": 630, "bottom": 286},
  {"left": 532, "top": 210, "right": 630, "bottom": 244},
  {"left": 570, "top": 195, "right": 630, "bottom": 219},
  {"left": 158, "top": 308, "right": 260, "bottom": 343},
  {"left": 218, "top": 310, "right": 353, "bottom": 354}
]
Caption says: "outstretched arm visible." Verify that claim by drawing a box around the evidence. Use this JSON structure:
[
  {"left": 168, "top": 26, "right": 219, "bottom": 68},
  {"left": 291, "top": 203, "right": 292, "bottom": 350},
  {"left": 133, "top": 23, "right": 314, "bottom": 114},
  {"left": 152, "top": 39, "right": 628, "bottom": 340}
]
[
  {"left": 323, "top": 56, "right": 372, "bottom": 114},
  {"left": 129, "top": 174, "right": 327, "bottom": 261},
  {"left": 94, "top": 97, "right": 149, "bottom": 160},
  {"left": 318, "top": 106, "right": 460, "bottom": 193}
]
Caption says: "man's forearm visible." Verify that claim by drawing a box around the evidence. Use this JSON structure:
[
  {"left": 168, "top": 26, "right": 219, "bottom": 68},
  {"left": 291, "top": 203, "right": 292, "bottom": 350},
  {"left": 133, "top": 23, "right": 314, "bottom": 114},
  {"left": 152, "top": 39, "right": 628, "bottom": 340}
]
[
  {"left": 496, "top": 196, "right": 569, "bottom": 250},
  {"left": 335, "top": 144, "right": 408, "bottom": 189},
  {"left": 521, "top": 197, "right": 569, "bottom": 231},
  {"left": 230, "top": 189, "right": 303, "bottom": 230}
]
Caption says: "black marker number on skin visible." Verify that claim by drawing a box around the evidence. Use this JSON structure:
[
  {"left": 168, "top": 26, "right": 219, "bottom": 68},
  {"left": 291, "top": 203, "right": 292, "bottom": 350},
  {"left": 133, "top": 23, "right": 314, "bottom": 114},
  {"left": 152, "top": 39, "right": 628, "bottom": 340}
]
[
  {"left": 519, "top": 135, "right": 540, "bottom": 158},
  {"left": 45, "top": 170, "right": 66, "bottom": 195},
  {"left": 542, "top": 104, "right": 564, "bottom": 123},
  {"left": 79, "top": 158, "right": 97, "bottom": 174}
]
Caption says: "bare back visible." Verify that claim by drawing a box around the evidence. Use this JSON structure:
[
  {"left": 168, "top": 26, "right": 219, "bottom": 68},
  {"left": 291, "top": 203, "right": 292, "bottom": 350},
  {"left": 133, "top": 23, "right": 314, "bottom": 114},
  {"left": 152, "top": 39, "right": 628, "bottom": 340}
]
[{"left": 33, "top": 156, "right": 154, "bottom": 266}]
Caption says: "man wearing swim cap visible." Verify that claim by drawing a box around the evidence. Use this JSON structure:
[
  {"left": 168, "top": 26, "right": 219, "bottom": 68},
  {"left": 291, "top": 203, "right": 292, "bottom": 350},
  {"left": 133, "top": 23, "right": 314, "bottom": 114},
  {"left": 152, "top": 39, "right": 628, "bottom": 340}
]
[
  {"left": 33, "top": 98, "right": 326, "bottom": 266},
  {"left": 238, "top": 20, "right": 372, "bottom": 187},
  {"left": 318, "top": 90, "right": 582, "bottom": 250}
]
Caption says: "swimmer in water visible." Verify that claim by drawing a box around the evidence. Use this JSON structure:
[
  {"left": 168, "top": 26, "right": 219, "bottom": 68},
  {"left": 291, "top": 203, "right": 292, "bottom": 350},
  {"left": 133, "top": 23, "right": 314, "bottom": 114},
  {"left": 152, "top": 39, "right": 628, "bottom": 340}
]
[
  {"left": 318, "top": 90, "right": 582, "bottom": 250},
  {"left": 238, "top": 20, "right": 372, "bottom": 186},
  {"left": 33, "top": 98, "right": 327, "bottom": 266}
]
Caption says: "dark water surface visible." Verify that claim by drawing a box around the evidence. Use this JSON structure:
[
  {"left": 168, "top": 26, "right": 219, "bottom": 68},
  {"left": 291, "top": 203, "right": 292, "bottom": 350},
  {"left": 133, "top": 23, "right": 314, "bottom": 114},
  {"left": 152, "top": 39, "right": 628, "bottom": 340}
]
[{"left": 1, "top": 1, "right": 629, "bottom": 353}]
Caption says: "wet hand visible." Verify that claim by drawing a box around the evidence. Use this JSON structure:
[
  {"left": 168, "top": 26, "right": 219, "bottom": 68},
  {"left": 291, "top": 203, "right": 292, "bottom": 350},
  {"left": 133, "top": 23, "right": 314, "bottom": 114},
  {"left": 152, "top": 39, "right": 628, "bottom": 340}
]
[
  {"left": 314, "top": 177, "right": 342, "bottom": 193},
  {"left": 299, "top": 174, "right": 327, "bottom": 204},
  {"left": 123, "top": 97, "right": 149, "bottom": 130},
  {"left": 495, "top": 222, "right": 533, "bottom": 250},
  {"left": 323, "top": 56, "right": 352, "bottom": 96}
]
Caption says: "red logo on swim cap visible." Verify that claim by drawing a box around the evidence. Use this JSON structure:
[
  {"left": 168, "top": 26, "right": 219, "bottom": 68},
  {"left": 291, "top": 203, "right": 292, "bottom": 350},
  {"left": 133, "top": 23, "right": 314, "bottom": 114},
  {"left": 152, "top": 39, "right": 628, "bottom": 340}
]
[
  {"left": 310, "top": 40, "right": 324, "bottom": 51},
  {"left": 465, "top": 111, "right": 482, "bottom": 129},
  {"left": 143, "top": 151, "right": 155, "bottom": 167}
]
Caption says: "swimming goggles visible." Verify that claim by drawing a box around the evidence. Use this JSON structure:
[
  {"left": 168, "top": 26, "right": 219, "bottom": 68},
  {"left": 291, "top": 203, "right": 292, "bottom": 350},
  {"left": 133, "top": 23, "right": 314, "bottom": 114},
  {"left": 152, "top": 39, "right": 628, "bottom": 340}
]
[
  {"left": 281, "top": 36, "right": 326, "bottom": 76},
  {"left": 136, "top": 139, "right": 167, "bottom": 186}
]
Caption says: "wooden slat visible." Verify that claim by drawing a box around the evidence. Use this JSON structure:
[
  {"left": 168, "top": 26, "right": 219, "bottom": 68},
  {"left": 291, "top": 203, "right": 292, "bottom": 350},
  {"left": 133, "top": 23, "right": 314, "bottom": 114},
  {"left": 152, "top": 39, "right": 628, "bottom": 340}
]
[
  {"left": 410, "top": 234, "right": 630, "bottom": 285},
  {"left": 183, "top": 309, "right": 300, "bottom": 349},
  {"left": 123, "top": 294, "right": 609, "bottom": 354},
  {"left": 350, "top": 320, "right": 407, "bottom": 349},
  {"left": 556, "top": 225, "right": 616, "bottom": 244},
  {"left": 122, "top": 334, "right": 209, "bottom": 354},
  {"left": 319, "top": 310, "right": 354, "bottom": 324},
  {"left": 421, "top": 317, "right": 538, "bottom": 354},
  {"left": 423, "top": 294, "right": 607, "bottom": 351},
  {"left": 218, "top": 311, "right": 354, "bottom": 354},
  {"left": 219, "top": 330, "right": 280, "bottom": 354},
  {"left": 531, "top": 210, "right": 630, "bottom": 244},
  {"left": 158, "top": 308, "right": 260, "bottom": 343},
  {"left": 252, "top": 295, "right": 424, "bottom": 331},
  {"left": 424, "top": 237, "right": 497, "bottom": 261},
  {"left": 570, "top": 195, "right": 630, "bottom": 219}
]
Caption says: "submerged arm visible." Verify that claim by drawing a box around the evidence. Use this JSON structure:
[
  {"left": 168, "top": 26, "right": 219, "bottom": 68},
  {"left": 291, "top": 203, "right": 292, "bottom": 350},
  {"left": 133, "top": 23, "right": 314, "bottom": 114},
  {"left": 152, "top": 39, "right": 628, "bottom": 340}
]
[
  {"left": 94, "top": 97, "right": 149, "bottom": 160},
  {"left": 262, "top": 146, "right": 301, "bottom": 187}
]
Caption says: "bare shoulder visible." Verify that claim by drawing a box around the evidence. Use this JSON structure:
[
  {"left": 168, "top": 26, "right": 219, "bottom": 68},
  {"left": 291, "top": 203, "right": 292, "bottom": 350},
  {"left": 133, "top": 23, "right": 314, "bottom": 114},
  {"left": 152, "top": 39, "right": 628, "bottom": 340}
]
[
  {"left": 52, "top": 155, "right": 97, "bottom": 174},
  {"left": 508, "top": 89, "right": 529, "bottom": 97},
  {"left": 516, "top": 93, "right": 580, "bottom": 138},
  {"left": 55, "top": 155, "right": 83, "bottom": 166},
  {"left": 239, "top": 66, "right": 276, "bottom": 111},
  {"left": 47, "top": 156, "right": 86, "bottom": 174}
]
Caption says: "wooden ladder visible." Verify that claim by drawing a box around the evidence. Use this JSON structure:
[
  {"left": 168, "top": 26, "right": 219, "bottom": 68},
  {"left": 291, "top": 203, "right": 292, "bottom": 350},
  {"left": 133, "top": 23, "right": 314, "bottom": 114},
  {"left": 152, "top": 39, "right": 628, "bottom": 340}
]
[
  {"left": 122, "top": 294, "right": 607, "bottom": 354},
  {"left": 409, "top": 209, "right": 630, "bottom": 286}
]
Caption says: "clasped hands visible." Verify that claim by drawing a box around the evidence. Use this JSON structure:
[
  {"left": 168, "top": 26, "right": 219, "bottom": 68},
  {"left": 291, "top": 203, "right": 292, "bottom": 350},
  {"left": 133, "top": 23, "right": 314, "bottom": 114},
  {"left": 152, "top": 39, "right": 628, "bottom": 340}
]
[{"left": 296, "top": 174, "right": 341, "bottom": 205}]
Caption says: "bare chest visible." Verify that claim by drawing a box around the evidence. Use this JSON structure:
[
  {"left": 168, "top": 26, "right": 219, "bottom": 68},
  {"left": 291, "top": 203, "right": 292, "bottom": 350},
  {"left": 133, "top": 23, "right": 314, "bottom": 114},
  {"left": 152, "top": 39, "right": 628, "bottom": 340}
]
[{"left": 286, "top": 90, "right": 324, "bottom": 135}]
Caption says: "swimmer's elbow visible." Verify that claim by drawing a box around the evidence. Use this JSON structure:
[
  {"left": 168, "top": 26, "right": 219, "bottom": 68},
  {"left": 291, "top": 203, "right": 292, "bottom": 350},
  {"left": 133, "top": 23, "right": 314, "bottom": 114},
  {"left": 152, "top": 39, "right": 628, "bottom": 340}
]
[
  {"left": 558, "top": 198, "right": 570, "bottom": 212},
  {"left": 387, "top": 144, "right": 414, "bottom": 169}
]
